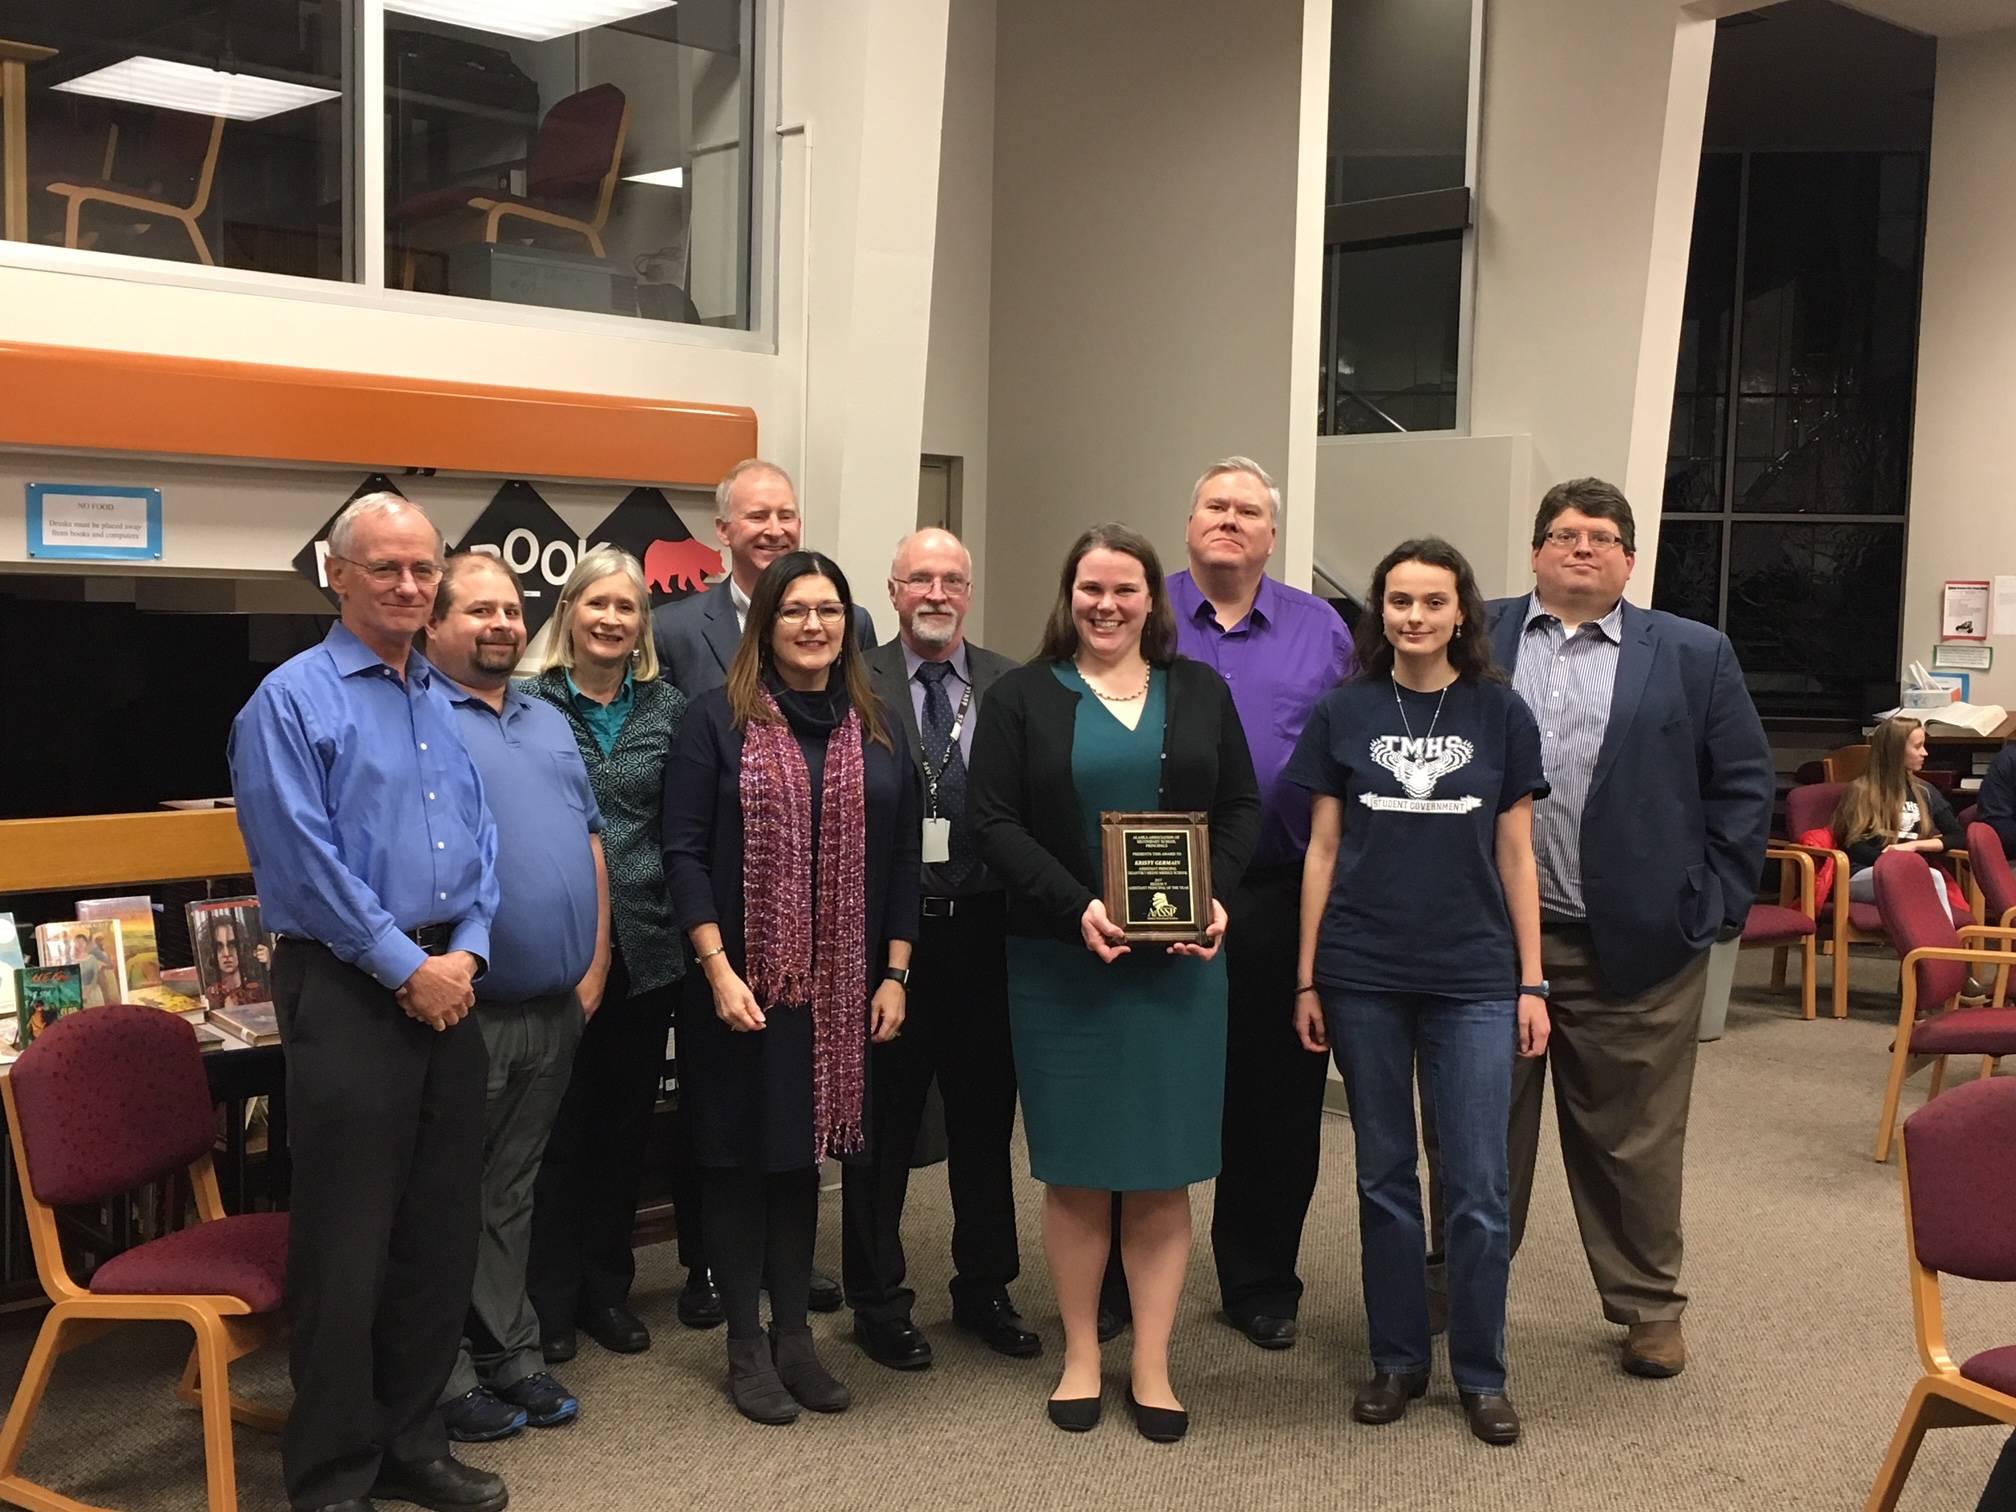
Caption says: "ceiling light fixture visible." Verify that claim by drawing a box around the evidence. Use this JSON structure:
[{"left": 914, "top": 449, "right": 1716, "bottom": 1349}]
[
  {"left": 385, "top": 0, "right": 676, "bottom": 44},
  {"left": 52, "top": 56, "right": 340, "bottom": 121},
  {"left": 624, "top": 166, "right": 686, "bottom": 188}
]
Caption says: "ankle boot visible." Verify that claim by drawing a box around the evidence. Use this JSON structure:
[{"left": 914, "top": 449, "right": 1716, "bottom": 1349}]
[
  {"left": 770, "top": 1326, "right": 853, "bottom": 1412},
  {"left": 726, "top": 1336, "right": 800, "bottom": 1424}
]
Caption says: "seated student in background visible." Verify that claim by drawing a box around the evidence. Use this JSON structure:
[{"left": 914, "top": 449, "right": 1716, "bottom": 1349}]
[
  {"left": 1978, "top": 739, "right": 2016, "bottom": 856},
  {"left": 1833, "top": 716, "right": 1963, "bottom": 923},
  {"left": 1287, "top": 536, "right": 1549, "bottom": 1448}
]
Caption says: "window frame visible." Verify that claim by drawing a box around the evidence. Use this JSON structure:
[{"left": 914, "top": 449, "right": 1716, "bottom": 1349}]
[
  {"left": 1319, "top": 0, "right": 1483, "bottom": 441},
  {"left": 0, "top": 0, "right": 776, "bottom": 354}
]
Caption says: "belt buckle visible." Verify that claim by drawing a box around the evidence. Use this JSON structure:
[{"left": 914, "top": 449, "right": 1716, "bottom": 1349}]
[{"left": 921, "top": 896, "right": 956, "bottom": 919}]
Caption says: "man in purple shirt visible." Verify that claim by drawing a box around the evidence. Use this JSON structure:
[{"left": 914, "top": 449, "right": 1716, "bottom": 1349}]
[{"left": 1100, "top": 457, "right": 1354, "bottom": 1350}]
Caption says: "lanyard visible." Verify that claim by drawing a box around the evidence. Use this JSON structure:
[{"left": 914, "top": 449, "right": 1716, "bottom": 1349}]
[{"left": 918, "top": 682, "right": 973, "bottom": 818}]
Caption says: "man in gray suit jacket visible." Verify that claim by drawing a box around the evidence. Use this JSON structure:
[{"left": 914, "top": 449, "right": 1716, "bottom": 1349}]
[
  {"left": 650, "top": 459, "right": 876, "bottom": 696},
  {"left": 841, "top": 528, "right": 1035, "bottom": 1372}
]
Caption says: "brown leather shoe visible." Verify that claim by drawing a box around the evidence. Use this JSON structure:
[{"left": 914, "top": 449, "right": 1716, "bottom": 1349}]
[
  {"left": 1460, "top": 1391, "right": 1521, "bottom": 1445},
  {"left": 1622, "top": 1320, "right": 1686, "bottom": 1378},
  {"left": 1351, "top": 1369, "right": 1429, "bottom": 1424}
]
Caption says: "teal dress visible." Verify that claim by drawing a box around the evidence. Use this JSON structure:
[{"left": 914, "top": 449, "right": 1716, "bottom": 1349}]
[{"left": 1005, "top": 665, "right": 1228, "bottom": 1190}]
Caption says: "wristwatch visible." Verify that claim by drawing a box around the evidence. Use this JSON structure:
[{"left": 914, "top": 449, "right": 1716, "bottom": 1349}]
[
  {"left": 882, "top": 967, "right": 912, "bottom": 988},
  {"left": 1518, "top": 981, "right": 1551, "bottom": 1000}
]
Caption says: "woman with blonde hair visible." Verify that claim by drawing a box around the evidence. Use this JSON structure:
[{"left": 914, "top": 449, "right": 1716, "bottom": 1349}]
[
  {"left": 1832, "top": 714, "right": 1963, "bottom": 923},
  {"left": 520, "top": 546, "right": 709, "bottom": 1361}
]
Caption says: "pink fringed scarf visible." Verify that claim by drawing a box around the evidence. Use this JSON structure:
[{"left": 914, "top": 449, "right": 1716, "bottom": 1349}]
[{"left": 741, "top": 686, "right": 869, "bottom": 1160}]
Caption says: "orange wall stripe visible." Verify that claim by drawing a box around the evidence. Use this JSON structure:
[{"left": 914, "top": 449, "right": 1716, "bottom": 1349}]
[{"left": 0, "top": 341, "right": 758, "bottom": 487}]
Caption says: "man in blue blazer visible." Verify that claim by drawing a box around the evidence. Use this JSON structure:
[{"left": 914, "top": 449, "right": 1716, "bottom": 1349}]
[
  {"left": 1487, "top": 477, "right": 1771, "bottom": 1381},
  {"left": 650, "top": 459, "right": 876, "bottom": 698}
]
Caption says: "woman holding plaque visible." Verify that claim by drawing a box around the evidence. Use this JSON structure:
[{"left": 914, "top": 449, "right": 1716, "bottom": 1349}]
[
  {"left": 969, "top": 524, "right": 1258, "bottom": 1442},
  {"left": 1286, "top": 537, "right": 1548, "bottom": 1447}
]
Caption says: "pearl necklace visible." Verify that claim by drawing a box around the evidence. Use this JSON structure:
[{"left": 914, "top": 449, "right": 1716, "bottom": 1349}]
[{"left": 1078, "top": 660, "right": 1151, "bottom": 703}]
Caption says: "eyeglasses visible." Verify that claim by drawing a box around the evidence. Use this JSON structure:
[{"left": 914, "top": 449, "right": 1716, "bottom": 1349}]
[
  {"left": 330, "top": 553, "right": 444, "bottom": 585},
  {"left": 1542, "top": 528, "right": 1626, "bottom": 552},
  {"left": 898, "top": 573, "right": 971, "bottom": 594},
  {"left": 776, "top": 603, "right": 848, "bottom": 626}
]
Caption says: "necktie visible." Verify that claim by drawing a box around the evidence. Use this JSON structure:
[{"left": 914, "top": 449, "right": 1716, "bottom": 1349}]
[{"left": 917, "top": 660, "right": 978, "bottom": 889}]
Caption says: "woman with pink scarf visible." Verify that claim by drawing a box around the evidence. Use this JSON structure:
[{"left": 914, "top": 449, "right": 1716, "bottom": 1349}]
[{"left": 664, "top": 551, "right": 921, "bottom": 1425}]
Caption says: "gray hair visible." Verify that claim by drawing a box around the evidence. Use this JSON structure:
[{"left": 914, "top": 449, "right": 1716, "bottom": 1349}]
[
  {"left": 328, "top": 490, "right": 441, "bottom": 559},
  {"left": 888, "top": 527, "right": 972, "bottom": 581},
  {"left": 1188, "top": 456, "right": 1282, "bottom": 522},
  {"left": 532, "top": 543, "right": 660, "bottom": 683},
  {"left": 714, "top": 459, "right": 797, "bottom": 523}
]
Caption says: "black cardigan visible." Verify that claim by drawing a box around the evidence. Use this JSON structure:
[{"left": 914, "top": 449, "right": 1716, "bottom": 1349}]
[{"left": 968, "top": 657, "right": 1261, "bottom": 943}]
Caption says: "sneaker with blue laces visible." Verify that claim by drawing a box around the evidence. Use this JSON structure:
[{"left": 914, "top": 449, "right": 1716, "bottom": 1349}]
[
  {"left": 440, "top": 1386, "right": 528, "bottom": 1442},
  {"left": 496, "top": 1370, "right": 580, "bottom": 1427}
]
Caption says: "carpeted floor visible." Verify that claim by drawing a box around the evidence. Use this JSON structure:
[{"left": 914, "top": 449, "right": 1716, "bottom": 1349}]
[{"left": 2, "top": 951, "right": 2011, "bottom": 1511}]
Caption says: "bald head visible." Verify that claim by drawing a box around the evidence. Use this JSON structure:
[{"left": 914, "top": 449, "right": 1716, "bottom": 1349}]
[{"left": 888, "top": 528, "right": 974, "bottom": 660}]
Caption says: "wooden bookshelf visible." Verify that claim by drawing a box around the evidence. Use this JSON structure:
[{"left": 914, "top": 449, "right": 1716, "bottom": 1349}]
[{"left": 0, "top": 809, "right": 249, "bottom": 894}]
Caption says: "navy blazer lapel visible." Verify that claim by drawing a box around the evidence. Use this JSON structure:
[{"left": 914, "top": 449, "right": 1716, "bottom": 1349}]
[
  {"left": 1489, "top": 597, "right": 1524, "bottom": 673},
  {"left": 869, "top": 645, "right": 926, "bottom": 768},
  {"left": 702, "top": 587, "right": 741, "bottom": 674},
  {"left": 1591, "top": 601, "right": 1656, "bottom": 793}
]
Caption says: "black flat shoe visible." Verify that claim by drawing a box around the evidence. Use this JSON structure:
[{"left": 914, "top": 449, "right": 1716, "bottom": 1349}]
[
  {"left": 369, "top": 1454, "right": 507, "bottom": 1512},
  {"left": 1220, "top": 1311, "right": 1297, "bottom": 1350},
  {"left": 579, "top": 1304, "right": 649, "bottom": 1354},
  {"left": 1095, "top": 1305, "right": 1128, "bottom": 1344},
  {"left": 1125, "top": 1387, "right": 1188, "bottom": 1444},
  {"left": 1460, "top": 1391, "right": 1521, "bottom": 1445},
  {"left": 808, "top": 1269, "right": 844, "bottom": 1313},
  {"left": 1047, "top": 1394, "right": 1101, "bottom": 1432},
  {"left": 678, "top": 1268, "right": 724, "bottom": 1330},
  {"left": 953, "top": 1297, "right": 1043, "bottom": 1358},
  {"left": 1352, "top": 1369, "right": 1430, "bottom": 1425},
  {"left": 541, "top": 1329, "right": 577, "bottom": 1364},
  {"left": 853, "top": 1314, "right": 933, "bottom": 1370}
]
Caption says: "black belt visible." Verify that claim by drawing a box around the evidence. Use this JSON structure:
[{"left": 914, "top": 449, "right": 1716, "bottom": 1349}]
[
  {"left": 281, "top": 922, "right": 452, "bottom": 955},
  {"left": 921, "top": 894, "right": 1002, "bottom": 919}
]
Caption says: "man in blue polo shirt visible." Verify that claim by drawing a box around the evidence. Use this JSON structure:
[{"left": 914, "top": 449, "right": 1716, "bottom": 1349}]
[
  {"left": 423, "top": 552, "right": 610, "bottom": 1445},
  {"left": 230, "top": 493, "right": 504, "bottom": 1512}
]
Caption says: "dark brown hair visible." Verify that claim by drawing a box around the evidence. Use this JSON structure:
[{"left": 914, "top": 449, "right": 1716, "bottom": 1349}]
[
  {"left": 1034, "top": 523, "right": 1179, "bottom": 665},
  {"left": 1352, "top": 537, "right": 1504, "bottom": 684},
  {"left": 1532, "top": 477, "right": 1636, "bottom": 554},
  {"left": 726, "top": 551, "right": 892, "bottom": 749},
  {"left": 430, "top": 550, "right": 524, "bottom": 621}
]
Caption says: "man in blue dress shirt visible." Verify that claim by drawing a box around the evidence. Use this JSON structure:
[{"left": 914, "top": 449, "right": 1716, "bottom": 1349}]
[
  {"left": 230, "top": 493, "right": 505, "bottom": 1512},
  {"left": 423, "top": 553, "right": 610, "bottom": 1444}
]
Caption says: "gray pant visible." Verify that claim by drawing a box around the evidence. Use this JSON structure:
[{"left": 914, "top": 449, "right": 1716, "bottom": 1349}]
[{"left": 443, "top": 991, "right": 582, "bottom": 1400}]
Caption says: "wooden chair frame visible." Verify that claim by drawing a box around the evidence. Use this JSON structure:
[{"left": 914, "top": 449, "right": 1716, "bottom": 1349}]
[
  {"left": 1864, "top": 1136, "right": 2016, "bottom": 1510},
  {"left": 1872, "top": 925, "right": 2016, "bottom": 1163},
  {"left": 0, "top": 1075, "right": 284, "bottom": 1512},
  {"left": 1775, "top": 838, "right": 1973, "bottom": 1020},
  {"left": 1751, "top": 843, "right": 1820, "bottom": 1019},
  {"left": 399, "top": 99, "right": 634, "bottom": 290},
  {"left": 42, "top": 115, "right": 225, "bottom": 267}
]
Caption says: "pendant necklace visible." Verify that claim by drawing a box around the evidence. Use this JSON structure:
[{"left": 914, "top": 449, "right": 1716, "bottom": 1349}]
[{"left": 1391, "top": 673, "right": 1452, "bottom": 741}]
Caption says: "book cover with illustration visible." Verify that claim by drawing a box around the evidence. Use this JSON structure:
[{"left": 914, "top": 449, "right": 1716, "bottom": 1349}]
[
  {"left": 35, "top": 919, "right": 128, "bottom": 1007},
  {"left": 76, "top": 895, "right": 193, "bottom": 1014},
  {"left": 185, "top": 898, "right": 274, "bottom": 1010},
  {"left": 15, "top": 964, "right": 84, "bottom": 1049},
  {"left": 0, "top": 913, "right": 23, "bottom": 1023}
]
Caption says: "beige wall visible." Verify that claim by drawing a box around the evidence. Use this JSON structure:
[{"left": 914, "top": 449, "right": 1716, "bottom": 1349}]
[
  {"left": 986, "top": 0, "right": 1308, "bottom": 657},
  {"left": 1901, "top": 25, "right": 2016, "bottom": 709},
  {"left": 1311, "top": 0, "right": 1719, "bottom": 606},
  {"left": 920, "top": 0, "right": 998, "bottom": 645}
]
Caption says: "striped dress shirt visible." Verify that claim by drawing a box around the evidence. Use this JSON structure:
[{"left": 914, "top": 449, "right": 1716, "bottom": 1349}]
[{"left": 1510, "top": 593, "right": 1625, "bottom": 920}]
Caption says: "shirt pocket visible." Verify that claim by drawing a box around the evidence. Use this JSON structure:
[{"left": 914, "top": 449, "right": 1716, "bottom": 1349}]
[{"left": 551, "top": 750, "right": 590, "bottom": 812}]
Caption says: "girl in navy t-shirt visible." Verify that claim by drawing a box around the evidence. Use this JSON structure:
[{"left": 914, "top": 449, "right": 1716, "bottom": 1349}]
[{"left": 1285, "top": 536, "right": 1548, "bottom": 1446}]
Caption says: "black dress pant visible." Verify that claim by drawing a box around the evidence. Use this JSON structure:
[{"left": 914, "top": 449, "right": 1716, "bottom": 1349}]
[
  {"left": 274, "top": 940, "right": 486, "bottom": 1511},
  {"left": 528, "top": 949, "right": 690, "bottom": 1333},
  {"left": 1101, "top": 866, "right": 1330, "bottom": 1322},
  {"left": 841, "top": 894, "right": 1021, "bottom": 1323}
]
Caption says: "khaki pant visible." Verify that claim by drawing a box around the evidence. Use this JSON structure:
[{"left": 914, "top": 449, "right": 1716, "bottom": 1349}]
[{"left": 1507, "top": 926, "right": 1707, "bottom": 1325}]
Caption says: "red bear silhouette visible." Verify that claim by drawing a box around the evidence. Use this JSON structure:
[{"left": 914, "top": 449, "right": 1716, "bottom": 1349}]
[{"left": 644, "top": 536, "right": 721, "bottom": 594}]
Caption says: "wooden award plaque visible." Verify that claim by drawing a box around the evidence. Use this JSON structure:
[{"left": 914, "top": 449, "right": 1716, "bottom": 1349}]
[{"left": 1099, "top": 810, "right": 1213, "bottom": 945}]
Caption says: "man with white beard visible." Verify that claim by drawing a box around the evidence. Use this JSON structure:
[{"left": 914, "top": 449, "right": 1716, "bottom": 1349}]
[{"left": 841, "top": 529, "right": 1037, "bottom": 1370}]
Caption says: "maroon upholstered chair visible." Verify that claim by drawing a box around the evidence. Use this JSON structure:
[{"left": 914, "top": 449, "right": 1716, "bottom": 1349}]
[
  {"left": 1779, "top": 781, "right": 1974, "bottom": 1020},
  {"left": 1866, "top": 1078, "right": 2016, "bottom": 1509},
  {"left": 1742, "top": 843, "right": 1820, "bottom": 1018},
  {"left": 0, "top": 1005, "right": 287, "bottom": 1512},
  {"left": 1970, "top": 821, "right": 2016, "bottom": 1007},
  {"left": 1870, "top": 851, "right": 2016, "bottom": 1163},
  {"left": 393, "top": 83, "right": 633, "bottom": 289}
]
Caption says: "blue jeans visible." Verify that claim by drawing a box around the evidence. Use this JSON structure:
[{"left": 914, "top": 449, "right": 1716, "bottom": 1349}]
[{"left": 1323, "top": 989, "right": 1516, "bottom": 1394}]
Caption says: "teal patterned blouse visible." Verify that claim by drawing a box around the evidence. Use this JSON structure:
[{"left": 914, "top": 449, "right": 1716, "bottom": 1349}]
[{"left": 520, "top": 667, "right": 689, "bottom": 993}]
